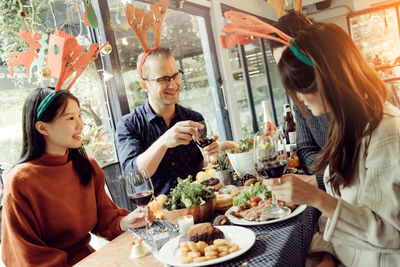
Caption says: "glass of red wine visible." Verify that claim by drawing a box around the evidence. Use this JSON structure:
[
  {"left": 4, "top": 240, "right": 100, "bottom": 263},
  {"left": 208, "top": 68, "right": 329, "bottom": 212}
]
[
  {"left": 253, "top": 132, "right": 291, "bottom": 219},
  {"left": 125, "top": 170, "right": 154, "bottom": 232},
  {"left": 193, "top": 120, "right": 214, "bottom": 165}
]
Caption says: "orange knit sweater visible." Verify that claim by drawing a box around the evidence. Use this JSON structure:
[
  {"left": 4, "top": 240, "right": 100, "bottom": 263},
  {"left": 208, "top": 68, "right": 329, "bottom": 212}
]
[{"left": 1, "top": 152, "right": 130, "bottom": 266}]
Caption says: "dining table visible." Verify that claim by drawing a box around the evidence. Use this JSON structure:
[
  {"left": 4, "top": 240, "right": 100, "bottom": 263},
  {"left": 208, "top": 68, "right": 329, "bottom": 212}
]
[{"left": 75, "top": 206, "right": 320, "bottom": 267}]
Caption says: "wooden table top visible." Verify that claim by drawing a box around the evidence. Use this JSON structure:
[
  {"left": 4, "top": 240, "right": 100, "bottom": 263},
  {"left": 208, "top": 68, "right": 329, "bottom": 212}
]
[{"left": 74, "top": 232, "right": 164, "bottom": 267}]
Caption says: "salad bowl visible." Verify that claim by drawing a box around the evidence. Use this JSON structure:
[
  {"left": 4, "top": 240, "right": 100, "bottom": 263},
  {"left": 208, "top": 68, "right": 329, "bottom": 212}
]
[{"left": 162, "top": 197, "right": 216, "bottom": 224}]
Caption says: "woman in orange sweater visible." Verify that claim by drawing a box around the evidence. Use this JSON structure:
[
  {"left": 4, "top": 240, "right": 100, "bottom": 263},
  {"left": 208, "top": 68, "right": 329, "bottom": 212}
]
[{"left": 1, "top": 87, "right": 152, "bottom": 266}]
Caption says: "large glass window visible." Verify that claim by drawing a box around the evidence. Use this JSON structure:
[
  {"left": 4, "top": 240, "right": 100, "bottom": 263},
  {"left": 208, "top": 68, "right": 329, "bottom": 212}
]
[
  {"left": 0, "top": 0, "right": 117, "bottom": 173},
  {"left": 227, "top": 40, "right": 288, "bottom": 136},
  {"left": 108, "top": 1, "right": 221, "bottom": 135}
]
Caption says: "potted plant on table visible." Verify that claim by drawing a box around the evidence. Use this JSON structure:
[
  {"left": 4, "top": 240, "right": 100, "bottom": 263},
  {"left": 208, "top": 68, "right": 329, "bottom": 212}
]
[
  {"left": 226, "top": 137, "right": 257, "bottom": 178},
  {"left": 214, "top": 152, "right": 233, "bottom": 186}
]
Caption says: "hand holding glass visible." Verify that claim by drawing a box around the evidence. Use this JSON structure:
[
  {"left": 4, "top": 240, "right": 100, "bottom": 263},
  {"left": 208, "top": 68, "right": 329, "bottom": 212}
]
[
  {"left": 253, "top": 133, "right": 291, "bottom": 219},
  {"left": 193, "top": 120, "right": 214, "bottom": 165},
  {"left": 125, "top": 170, "right": 154, "bottom": 231}
]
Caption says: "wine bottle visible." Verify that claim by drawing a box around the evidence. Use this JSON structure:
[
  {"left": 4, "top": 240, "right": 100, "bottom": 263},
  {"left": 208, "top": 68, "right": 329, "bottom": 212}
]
[
  {"left": 284, "top": 110, "right": 296, "bottom": 144},
  {"left": 261, "top": 100, "right": 276, "bottom": 137}
]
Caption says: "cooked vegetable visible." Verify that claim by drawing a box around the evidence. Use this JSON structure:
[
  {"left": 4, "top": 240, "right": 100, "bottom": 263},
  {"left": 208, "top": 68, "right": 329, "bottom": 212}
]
[
  {"left": 162, "top": 176, "right": 215, "bottom": 210},
  {"left": 233, "top": 182, "right": 271, "bottom": 207}
]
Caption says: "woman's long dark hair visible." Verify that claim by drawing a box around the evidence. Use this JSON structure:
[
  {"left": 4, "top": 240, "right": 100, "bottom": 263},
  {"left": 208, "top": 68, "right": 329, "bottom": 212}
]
[
  {"left": 278, "top": 22, "right": 388, "bottom": 195},
  {"left": 20, "top": 87, "right": 94, "bottom": 185}
]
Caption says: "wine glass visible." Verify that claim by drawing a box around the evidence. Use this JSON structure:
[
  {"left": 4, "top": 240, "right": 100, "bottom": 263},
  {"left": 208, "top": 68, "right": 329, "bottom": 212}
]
[
  {"left": 253, "top": 132, "right": 291, "bottom": 219},
  {"left": 125, "top": 170, "right": 154, "bottom": 232},
  {"left": 193, "top": 120, "right": 214, "bottom": 166}
]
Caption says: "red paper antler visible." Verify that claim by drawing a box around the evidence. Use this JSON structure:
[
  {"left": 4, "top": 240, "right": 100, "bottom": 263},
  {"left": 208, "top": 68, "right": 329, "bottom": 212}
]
[
  {"left": 9, "top": 30, "right": 42, "bottom": 78},
  {"left": 219, "top": 11, "right": 293, "bottom": 49}
]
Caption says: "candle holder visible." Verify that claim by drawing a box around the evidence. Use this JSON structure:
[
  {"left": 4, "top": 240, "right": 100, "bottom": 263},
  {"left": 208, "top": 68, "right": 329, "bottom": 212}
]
[{"left": 177, "top": 215, "right": 194, "bottom": 234}]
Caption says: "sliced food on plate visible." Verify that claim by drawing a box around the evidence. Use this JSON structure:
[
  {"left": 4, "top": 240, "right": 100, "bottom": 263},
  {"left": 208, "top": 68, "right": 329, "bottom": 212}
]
[{"left": 229, "top": 182, "right": 297, "bottom": 222}]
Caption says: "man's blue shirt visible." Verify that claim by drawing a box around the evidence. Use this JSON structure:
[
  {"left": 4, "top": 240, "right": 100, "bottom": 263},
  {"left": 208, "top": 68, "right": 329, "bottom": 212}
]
[{"left": 116, "top": 101, "right": 204, "bottom": 195}]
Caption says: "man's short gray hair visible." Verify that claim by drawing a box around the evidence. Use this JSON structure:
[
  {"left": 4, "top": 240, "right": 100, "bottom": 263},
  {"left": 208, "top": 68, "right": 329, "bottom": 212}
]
[{"left": 137, "top": 47, "right": 174, "bottom": 79}]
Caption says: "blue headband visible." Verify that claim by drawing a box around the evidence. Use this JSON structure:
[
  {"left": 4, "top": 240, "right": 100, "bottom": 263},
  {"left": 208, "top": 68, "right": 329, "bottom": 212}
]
[
  {"left": 288, "top": 39, "right": 314, "bottom": 67},
  {"left": 36, "top": 90, "right": 69, "bottom": 121}
]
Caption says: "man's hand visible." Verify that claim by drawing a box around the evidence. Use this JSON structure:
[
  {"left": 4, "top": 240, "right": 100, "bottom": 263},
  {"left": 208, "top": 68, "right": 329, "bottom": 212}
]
[
  {"left": 160, "top": 120, "right": 203, "bottom": 149},
  {"left": 201, "top": 135, "right": 219, "bottom": 164}
]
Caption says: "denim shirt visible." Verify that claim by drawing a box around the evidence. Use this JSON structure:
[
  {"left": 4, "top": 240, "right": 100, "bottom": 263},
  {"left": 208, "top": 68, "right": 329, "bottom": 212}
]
[{"left": 116, "top": 101, "right": 204, "bottom": 195}]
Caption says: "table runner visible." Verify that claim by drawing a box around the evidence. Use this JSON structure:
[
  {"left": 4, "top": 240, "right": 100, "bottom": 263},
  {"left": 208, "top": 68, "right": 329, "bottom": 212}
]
[{"left": 132, "top": 206, "right": 320, "bottom": 267}]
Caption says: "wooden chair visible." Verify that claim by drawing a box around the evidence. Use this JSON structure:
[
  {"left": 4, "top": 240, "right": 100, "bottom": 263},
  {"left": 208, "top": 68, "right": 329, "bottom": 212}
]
[{"left": 101, "top": 162, "right": 135, "bottom": 211}]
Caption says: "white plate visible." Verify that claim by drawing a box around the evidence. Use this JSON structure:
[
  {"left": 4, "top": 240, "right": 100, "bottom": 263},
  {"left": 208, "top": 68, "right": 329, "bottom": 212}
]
[
  {"left": 158, "top": 225, "right": 255, "bottom": 267},
  {"left": 225, "top": 204, "right": 307, "bottom": 226}
]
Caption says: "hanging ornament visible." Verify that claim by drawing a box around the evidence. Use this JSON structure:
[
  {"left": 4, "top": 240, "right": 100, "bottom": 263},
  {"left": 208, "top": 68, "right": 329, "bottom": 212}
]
[
  {"left": 101, "top": 43, "right": 112, "bottom": 55},
  {"left": 82, "top": 0, "right": 98, "bottom": 28},
  {"left": 18, "top": 8, "right": 27, "bottom": 18},
  {"left": 43, "top": 66, "right": 51, "bottom": 78},
  {"left": 103, "top": 70, "right": 113, "bottom": 82}
]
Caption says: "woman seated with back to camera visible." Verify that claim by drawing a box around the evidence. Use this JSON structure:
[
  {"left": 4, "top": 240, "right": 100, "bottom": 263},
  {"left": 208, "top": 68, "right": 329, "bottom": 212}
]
[
  {"left": 1, "top": 87, "right": 153, "bottom": 266},
  {"left": 265, "top": 22, "right": 400, "bottom": 266}
]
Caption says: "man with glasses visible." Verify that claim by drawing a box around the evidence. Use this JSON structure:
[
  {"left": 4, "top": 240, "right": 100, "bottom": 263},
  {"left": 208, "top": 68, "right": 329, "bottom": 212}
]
[{"left": 116, "top": 47, "right": 218, "bottom": 196}]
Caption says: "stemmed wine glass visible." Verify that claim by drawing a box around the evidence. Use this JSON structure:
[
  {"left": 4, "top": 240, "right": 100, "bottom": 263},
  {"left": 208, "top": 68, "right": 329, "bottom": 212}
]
[
  {"left": 125, "top": 170, "right": 154, "bottom": 232},
  {"left": 193, "top": 120, "right": 214, "bottom": 166},
  {"left": 253, "top": 132, "right": 291, "bottom": 219}
]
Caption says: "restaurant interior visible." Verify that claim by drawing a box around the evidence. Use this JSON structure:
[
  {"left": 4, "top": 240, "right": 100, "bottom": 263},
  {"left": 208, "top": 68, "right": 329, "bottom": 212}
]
[{"left": 1, "top": 0, "right": 400, "bottom": 266}]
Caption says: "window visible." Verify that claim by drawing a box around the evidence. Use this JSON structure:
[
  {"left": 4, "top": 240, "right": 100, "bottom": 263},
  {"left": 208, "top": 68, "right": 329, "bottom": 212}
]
[{"left": 0, "top": 0, "right": 117, "bottom": 171}]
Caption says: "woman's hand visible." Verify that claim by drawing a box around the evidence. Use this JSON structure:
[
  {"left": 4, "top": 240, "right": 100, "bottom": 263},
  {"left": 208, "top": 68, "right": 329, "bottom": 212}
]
[
  {"left": 265, "top": 174, "right": 338, "bottom": 218},
  {"left": 120, "top": 207, "right": 154, "bottom": 231}
]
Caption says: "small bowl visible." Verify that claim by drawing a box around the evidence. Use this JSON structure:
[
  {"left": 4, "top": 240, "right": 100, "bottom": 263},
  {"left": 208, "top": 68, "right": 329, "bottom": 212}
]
[{"left": 162, "top": 197, "right": 216, "bottom": 224}]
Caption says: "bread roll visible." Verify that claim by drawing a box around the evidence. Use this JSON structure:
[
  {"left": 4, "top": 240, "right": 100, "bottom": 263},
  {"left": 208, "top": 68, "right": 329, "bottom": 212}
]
[
  {"left": 215, "top": 194, "right": 233, "bottom": 211},
  {"left": 196, "top": 171, "right": 211, "bottom": 183}
]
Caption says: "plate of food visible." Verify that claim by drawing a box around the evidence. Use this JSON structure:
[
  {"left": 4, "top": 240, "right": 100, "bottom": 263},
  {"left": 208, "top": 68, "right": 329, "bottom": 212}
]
[
  {"left": 158, "top": 223, "right": 255, "bottom": 266},
  {"left": 225, "top": 181, "right": 306, "bottom": 226},
  {"left": 225, "top": 203, "right": 307, "bottom": 226}
]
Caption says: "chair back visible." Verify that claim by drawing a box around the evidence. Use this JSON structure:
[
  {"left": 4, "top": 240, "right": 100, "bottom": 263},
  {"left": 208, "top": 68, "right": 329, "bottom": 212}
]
[{"left": 102, "top": 162, "right": 135, "bottom": 211}]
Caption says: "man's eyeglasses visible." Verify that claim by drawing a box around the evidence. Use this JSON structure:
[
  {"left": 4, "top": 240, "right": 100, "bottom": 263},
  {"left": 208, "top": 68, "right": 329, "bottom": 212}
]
[{"left": 142, "top": 70, "right": 184, "bottom": 84}]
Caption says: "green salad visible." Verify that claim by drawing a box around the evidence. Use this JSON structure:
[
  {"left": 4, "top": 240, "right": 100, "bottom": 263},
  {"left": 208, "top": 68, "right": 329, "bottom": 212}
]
[
  {"left": 233, "top": 182, "right": 271, "bottom": 207},
  {"left": 162, "top": 177, "right": 215, "bottom": 210},
  {"left": 227, "top": 137, "right": 253, "bottom": 154}
]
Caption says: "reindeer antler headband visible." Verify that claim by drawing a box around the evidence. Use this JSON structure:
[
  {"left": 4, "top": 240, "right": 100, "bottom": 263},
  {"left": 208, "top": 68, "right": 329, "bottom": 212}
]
[
  {"left": 126, "top": 0, "right": 168, "bottom": 80},
  {"left": 219, "top": 11, "right": 313, "bottom": 67}
]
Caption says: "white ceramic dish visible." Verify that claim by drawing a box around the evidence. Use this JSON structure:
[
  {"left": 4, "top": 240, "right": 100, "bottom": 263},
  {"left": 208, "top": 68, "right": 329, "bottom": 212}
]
[
  {"left": 225, "top": 204, "right": 307, "bottom": 226},
  {"left": 158, "top": 225, "right": 256, "bottom": 266}
]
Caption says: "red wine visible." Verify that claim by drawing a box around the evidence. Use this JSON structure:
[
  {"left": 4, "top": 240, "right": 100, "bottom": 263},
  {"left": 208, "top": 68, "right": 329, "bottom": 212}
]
[
  {"left": 256, "top": 160, "right": 287, "bottom": 178},
  {"left": 128, "top": 191, "right": 153, "bottom": 206},
  {"left": 195, "top": 138, "right": 213, "bottom": 148}
]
